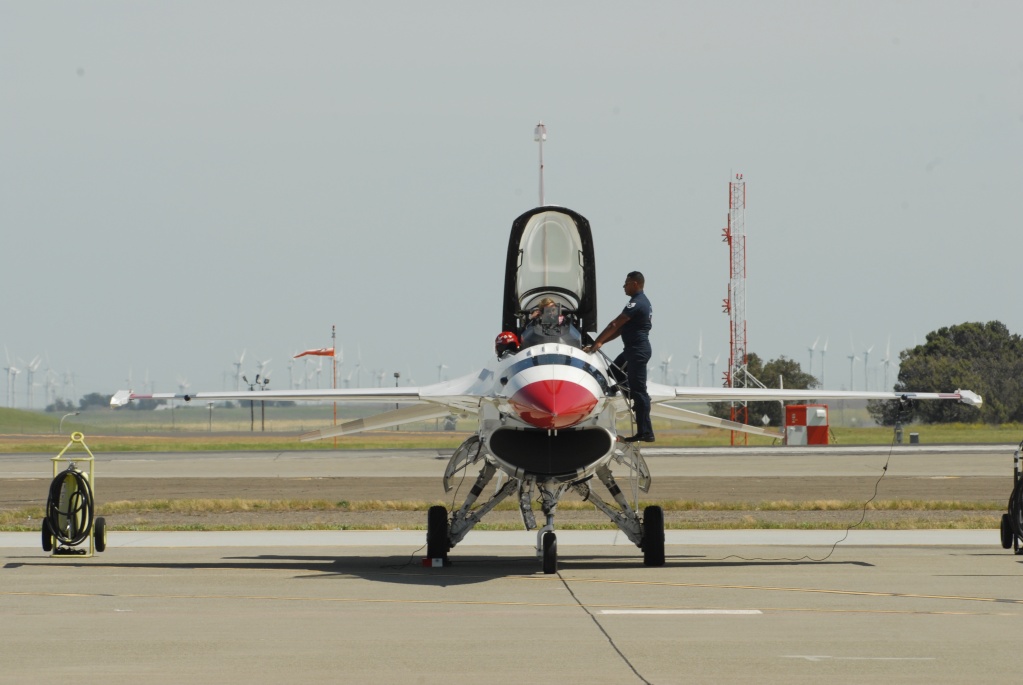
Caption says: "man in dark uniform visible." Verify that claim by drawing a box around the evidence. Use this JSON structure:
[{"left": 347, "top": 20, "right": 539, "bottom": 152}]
[{"left": 583, "top": 271, "right": 654, "bottom": 442}]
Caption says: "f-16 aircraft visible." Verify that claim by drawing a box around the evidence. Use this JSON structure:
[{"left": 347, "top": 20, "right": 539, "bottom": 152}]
[{"left": 112, "top": 205, "right": 981, "bottom": 573}]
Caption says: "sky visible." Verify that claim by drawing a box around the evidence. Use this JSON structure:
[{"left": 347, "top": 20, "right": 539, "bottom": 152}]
[{"left": 2, "top": 1, "right": 1021, "bottom": 408}]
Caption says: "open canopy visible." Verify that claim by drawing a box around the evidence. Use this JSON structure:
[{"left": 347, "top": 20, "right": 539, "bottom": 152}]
[{"left": 501, "top": 206, "right": 597, "bottom": 335}]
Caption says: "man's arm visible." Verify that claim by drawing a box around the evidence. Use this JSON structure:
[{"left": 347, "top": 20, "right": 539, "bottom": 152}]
[{"left": 583, "top": 312, "right": 631, "bottom": 353}]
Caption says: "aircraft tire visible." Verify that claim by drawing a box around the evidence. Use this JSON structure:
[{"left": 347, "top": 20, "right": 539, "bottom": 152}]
[
  {"left": 94, "top": 517, "right": 107, "bottom": 553},
  {"left": 1001, "top": 513, "right": 1013, "bottom": 550},
  {"left": 41, "top": 519, "right": 53, "bottom": 553},
  {"left": 426, "top": 506, "right": 449, "bottom": 560},
  {"left": 642, "top": 505, "right": 665, "bottom": 567},
  {"left": 542, "top": 531, "right": 557, "bottom": 574}
]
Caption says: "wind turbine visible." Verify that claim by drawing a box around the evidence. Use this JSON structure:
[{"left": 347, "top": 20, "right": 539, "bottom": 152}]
[
  {"left": 287, "top": 352, "right": 297, "bottom": 390},
  {"left": 693, "top": 332, "right": 703, "bottom": 386},
  {"left": 819, "top": 337, "right": 828, "bottom": 388},
  {"left": 44, "top": 369, "right": 59, "bottom": 407},
  {"left": 24, "top": 356, "right": 41, "bottom": 409},
  {"left": 233, "top": 350, "right": 246, "bottom": 391},
  {"left": 708, "top": 354, "right": 721, "bottom": 386},
  {"left": 862, "top": 344, "right": 874, "bottom": 391},
  {"left": 679, "top": 362, "right": 691, "bottom": 386},
  {"left": 807, "top": 336, "right": 819, "bottom": 377},
  {"left": 881, "top": 336, "right": 893, "bottom": 390},
  {"left": 62, "top": 369, "right": 75, "bottom": 405},
  {"left": 437, "top": 362, "right": 449, "bottom": 382},
  {"left": 4, "top": 348, "right": 21, "bottom": 408},
  {"left": 846, "top": 339, "right": 859, "bottom": 391},
  {"left": 256, "top": 357, "right": 272, "bottom": 379},
  {"left": 659, "top": 354, "right": 673, "bottom": 384}
]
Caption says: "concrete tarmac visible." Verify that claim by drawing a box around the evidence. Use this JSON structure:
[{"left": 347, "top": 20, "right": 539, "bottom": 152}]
[
  {"left": 3, "top": 445, "right": 1021, "bottom": 683},
  {"left": 4, "top": 539, "right": 1023, "bottom": 684}
]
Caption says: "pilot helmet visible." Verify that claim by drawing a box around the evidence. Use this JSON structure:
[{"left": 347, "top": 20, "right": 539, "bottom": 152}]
[{"left": 495, "top": 330, "right": 520, "bottom": 358}]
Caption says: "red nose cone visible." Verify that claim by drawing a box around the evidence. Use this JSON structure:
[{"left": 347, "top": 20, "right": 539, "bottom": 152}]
[{"left": 509, "top": 379, "right": 598, "bottom": 429}]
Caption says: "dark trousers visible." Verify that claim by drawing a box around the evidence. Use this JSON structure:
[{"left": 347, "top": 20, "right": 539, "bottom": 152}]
[{"left": 612, "top": 340, "right": 653, "bottom": 437}]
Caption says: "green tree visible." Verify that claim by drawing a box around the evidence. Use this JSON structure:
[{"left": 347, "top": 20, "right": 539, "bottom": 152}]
[
  {"left": 78, "top": 393, "right": 109, "bottom": 410},
  {"left": 45, "top": 398, "right": 76, "bottom": 413},
  {"left": 709, "top": 353, "right": 819, "bottom": 427},
  {"left": 868, "top": 321, "right": 1020, "bottom": 424}
]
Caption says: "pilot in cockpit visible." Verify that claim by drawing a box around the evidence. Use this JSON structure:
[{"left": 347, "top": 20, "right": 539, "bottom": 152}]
[
  {"left": 519, "top": 296, "right": 582, "bottom": 349},
  {"left": 528, "top": 297, "right": 564, "bottom": 326}
]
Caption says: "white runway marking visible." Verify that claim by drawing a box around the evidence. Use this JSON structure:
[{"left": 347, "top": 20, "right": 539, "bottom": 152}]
[
  {"left": 783, "top": 655, "right": 935, "bottom": 662},
  {"left": 600, "top": 609, "right": 762, "bottom": 615}
]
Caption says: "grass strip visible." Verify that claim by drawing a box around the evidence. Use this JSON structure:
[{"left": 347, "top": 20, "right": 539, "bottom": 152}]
[
  {"left": 1, "top": 518, "right": 1001, "bottom": 533},
  {"left": 2, "top": 498, "right": 1004, "bottom": 532}
]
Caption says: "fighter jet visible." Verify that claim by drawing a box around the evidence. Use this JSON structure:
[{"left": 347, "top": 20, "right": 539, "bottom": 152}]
[{"left": 112, "top": 205, "right": 981, "bottom": 573}]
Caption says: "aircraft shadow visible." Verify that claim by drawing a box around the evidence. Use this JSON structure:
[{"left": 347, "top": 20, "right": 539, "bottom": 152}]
[{"left": 5, "top": 550, "right": 873, "bottom": 586}]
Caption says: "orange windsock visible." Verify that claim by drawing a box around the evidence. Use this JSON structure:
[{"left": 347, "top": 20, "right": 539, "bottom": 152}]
[{"left": 294, "top": 347, "right": 334, "bottom": 358}]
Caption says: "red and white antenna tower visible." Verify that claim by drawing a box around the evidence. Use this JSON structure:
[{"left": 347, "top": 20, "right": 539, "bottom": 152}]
[{"left": 722, "top": 173, "right": 749, "bottom": 445}]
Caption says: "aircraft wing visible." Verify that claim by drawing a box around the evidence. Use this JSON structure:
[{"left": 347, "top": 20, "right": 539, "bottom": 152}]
[
  {"left": 646, "top": 382, "right": 983, "bottom": 407},
  {"left": 110, "top": 369, "right": 495, "bottom": 434},
  {"left": 649, "top": 402, "right": 784, "bottom": 439},
  {"left": 299, "top": 404, "right": 456, "bottom": 441}
]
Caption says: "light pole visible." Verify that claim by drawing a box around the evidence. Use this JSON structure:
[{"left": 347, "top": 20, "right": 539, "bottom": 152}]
[
  {"left": 394, "top": 371, "right": 400, "bottom": 431},
  {"left": 260, "top": 376, "right": 270, "bottom": 431},
  {"left": 242, "top": 375, "right": 258, "bottom": 431},
  {"left": 59, "top": 411, "right": 79, "bottom": 434},
  {"left": 534, "top": 121, "right": 547, "bottom": 206}
]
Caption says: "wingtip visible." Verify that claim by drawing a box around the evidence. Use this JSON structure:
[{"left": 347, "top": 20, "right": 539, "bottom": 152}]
[
  {"left": 299, "top": 430, "right": 323, "bottom": 443},
  {"left": 110, "top": 390, "right": 132, "bottom": 408},
  {"left": 957, "top": 389, "right": 983, "bottom": 407}
]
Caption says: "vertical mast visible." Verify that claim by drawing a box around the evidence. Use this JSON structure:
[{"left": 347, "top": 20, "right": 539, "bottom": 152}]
[
  {"left": 332, "top": 324, "right": 337, "bottom": 448},
  {"left": 534, "top": 121, "right": 547, "bottom": 206},
  {"left": 723, "top": 173, "right": 749, "bottom": 445}
]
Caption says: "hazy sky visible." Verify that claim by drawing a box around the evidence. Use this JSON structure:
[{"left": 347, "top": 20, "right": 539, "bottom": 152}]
[{"left": 2, "top": 1, "right": 1021, "bottom": 407}]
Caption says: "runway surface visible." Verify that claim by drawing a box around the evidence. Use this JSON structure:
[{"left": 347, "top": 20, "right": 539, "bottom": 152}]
[
  {"left": 4, "top": 540, "right": 1022, "bottom": 683},
  {"left": 3, "top": 445, "right": 1022, "bottom": 683}
]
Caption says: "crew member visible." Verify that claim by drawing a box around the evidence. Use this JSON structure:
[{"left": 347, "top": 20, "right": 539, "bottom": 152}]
[
  {"left": 583, "top": 271, "right": 654, "bottom": 442},
  {"left": 495, "top": 330, "right": 520, "bottom": 358}
]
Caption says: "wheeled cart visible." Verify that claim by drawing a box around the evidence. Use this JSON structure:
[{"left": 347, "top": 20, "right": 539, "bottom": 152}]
[
  {"left": 1000, "top": 440, "right": 1023, "bottom": 554},
  {"left": 41, "top": 432, "right": 107, "bottom": 557}
]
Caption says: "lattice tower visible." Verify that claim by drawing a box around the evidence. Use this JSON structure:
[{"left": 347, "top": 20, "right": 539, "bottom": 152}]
[{"left": 722, "top": 174, "right": 748, "bottom": 444}]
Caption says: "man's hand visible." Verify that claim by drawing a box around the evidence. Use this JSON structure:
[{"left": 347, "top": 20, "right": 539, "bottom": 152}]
[{"left": 583, "top": 342, "right": 602, "bottom": 354}]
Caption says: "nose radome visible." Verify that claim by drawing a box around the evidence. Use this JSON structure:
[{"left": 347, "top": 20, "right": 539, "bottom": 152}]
[{"left": 508, "top": 379, "right": 598, "bottom": 430}]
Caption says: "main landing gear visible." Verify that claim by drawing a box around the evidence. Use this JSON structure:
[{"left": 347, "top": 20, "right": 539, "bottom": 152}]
[
  {"left": 641, "top": 505, "right": 665, "bottom": 567},
  {"left": 426, "top": 505, "right": 450, "bottom": 562},
  {"left": 427, "top": 439, "right": 665, "bottom": 573},
  {"left": 541, "top": 531, "right": 557, "bottom": 574}
]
